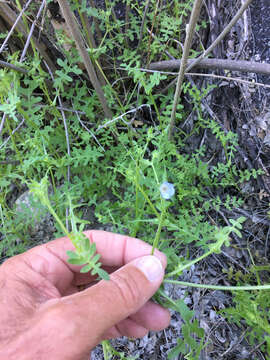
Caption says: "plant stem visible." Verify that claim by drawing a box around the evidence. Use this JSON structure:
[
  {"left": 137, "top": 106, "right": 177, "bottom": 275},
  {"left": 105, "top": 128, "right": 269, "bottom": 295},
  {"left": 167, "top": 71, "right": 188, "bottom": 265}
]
[
  {"left": 151, "top": 202, "right": 166, "bottom": 255},
  {"left": 168, "top": 0, "right": 203, "bottom": 140},
  {"left": 46, "top": 201, "right": 68, "bottom": 237},
  {"left": 138, "top": 0, "right": 151, "bottom": 48},
  {"left": 150, "top": 58, "right": 270, "bottom": 76},
  {"left": 157, "top": 288, "right": 179, "bottom": 307},
  {"left": 58, "top": 0, "right": 112, "bottom": 119},
  {"left": 165, "top": 248, "right": 213, "bottom": 278},
  {"left": 164, "top": 279, "right": 270, "bottom": 292},
  {"left": 136, "top": 183, "right": 160, "bottom": 218},
  {"left": 185, "top": 0, "right": 254, "bottom": 73}
]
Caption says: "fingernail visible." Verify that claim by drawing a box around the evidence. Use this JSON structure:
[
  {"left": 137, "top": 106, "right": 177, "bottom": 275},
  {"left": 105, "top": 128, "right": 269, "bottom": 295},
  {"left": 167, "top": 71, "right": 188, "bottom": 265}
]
[{"left": 135, "top": 256, "right": 163, "bottom": 282}]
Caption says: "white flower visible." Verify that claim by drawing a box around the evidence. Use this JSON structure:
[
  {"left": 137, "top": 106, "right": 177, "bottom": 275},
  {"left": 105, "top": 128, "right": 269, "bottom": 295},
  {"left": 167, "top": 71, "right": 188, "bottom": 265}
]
[{"left": 159, "top": 182, "right": 175, "bottom": 200}]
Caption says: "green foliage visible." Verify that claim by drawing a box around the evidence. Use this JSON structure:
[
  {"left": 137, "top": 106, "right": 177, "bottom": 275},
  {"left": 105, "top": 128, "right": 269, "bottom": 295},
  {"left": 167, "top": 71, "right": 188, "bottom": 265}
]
[
  {"left": 156, "top": 292, "right": 205, "bottom": 360},
  {"left": 29, "top": 177, "right": 109, "bottom": 280},
  {"left": 169, "top": 299, "right": 205, "bottom": 359},
  {"left": 221, "top": 290, "right": 270, "bottom": 358}
]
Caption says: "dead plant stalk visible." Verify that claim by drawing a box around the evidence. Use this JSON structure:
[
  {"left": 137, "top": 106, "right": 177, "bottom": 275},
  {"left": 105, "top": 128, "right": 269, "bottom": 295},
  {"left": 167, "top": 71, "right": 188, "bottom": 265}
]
[
  {"left": 169, "top": 0, "right": 203, "bottom": 140},
  {"left": 57, "top": 0, "right": 112, "bottom": 119}
]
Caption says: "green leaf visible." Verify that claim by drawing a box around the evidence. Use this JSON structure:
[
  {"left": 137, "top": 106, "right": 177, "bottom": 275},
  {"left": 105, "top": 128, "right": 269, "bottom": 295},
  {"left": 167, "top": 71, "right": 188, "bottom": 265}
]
[
  {"left": 66, "top": 250, "right": 79, "bottom": 259},
  {"left": 67, "top": 257, "right": 86, "bottom": 265},
  {"left": 96, "top": 268, "right": 110, "bottom": 281},
  {"left": 83, "top": 236, "right": 90, "bottom": 252},
  {"left": 80, "top": 263, "right": 92, "bottom": 273}
]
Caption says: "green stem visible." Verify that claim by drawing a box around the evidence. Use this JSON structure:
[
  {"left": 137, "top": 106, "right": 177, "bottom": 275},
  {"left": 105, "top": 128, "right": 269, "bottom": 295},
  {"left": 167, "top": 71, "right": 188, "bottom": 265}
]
[
  {"left": 135, "top": 162, "right": 139, "bottom": 220},
  {"left": 151, "top": 163, "right": 159, "bottom": 185},
  {"left": 5, "top": 118, "right": 23, "bottom": 165},
  {"left": 136, "top": 183, "right": 160, "bottom": 218},
  {"left": 165, "top": 248, "right": 213, "bottom": 278},
  {"left": 157, "top": 288, "right": 179, "bottom": 307},
  {"left": 131, "top": 162, "right": 140, "bottom": 238},
  {"left": 46, "top": 201, "right": 68, "bottom": 237},
  {"left": 149, "top": 93, "right": 161, "bottom": 122},
  {"left": 151, "top": 204, "right": 166, "bottom": 255},
  {"left": 102, "top": 340, "right": 110, "bottom": 360},
  {"left": 164, "top": 279, "right": 270, "bottom": 291}
]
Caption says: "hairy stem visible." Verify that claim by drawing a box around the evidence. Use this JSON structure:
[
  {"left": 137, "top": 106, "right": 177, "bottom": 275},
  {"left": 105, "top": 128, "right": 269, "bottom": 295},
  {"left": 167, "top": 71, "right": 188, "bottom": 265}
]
[{"left": 164, "top": 279, "right": 270, "bottom": 292}]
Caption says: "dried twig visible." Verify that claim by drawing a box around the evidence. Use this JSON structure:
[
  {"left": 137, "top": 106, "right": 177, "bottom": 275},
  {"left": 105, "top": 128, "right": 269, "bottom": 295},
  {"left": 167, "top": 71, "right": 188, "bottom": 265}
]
[
  {"left": 74, "top": 108, "right": 105, "bottom": 152},
  {"left": 169, "top": 0, "right": 203, "bottom": 139},
  {"left": 58, "top": 0, "right": 112, "bottom": 119},
  {"left": 20, "top": 0, "right": 46, "bottom": 62},
  {"left": 97, "top": 104, "right": 151, "bottom": 131},
  {"left": 138, "top": 0, "right": 151, "bottom": 49},
  {"left": 185, "top": 0, "right": 254, "bottom": 73},
  {"left": 185, "top": 72, "right": 270, "bottom": 89},
  {"left": 0, "top": 2, "right": 56, "bottom": 70},
  {"left": 137, "top": 67, "right": 270, "bottom": 89},
  {"left": 0, "top": 0, "right": 33, "bottom": 54},
  {"left": 0, "top": 118, "right": 25, "bottom": 150},
  {"left": 149, "top": 58, "right": 270, "bottom": 76},
  {"left": 158, "top": 0, "right": 254, "bottom": 94},
  {"left": 0, "top": 60, "right": 27, "bottom": 74},
  {"left": 0, "top": 113, "right": 6, "bottom": 137}
]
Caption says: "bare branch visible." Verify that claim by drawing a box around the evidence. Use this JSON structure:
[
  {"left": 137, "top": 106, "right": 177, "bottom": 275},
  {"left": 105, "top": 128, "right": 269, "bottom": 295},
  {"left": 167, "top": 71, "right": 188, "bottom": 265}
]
[
  {"left": 138, "top": 0, "right": 151, "bottom": 49},
  {"left": 20, "top": 0, "right": 47, "bottom": 62},
  {"left": 149, "top": 58, "right": 270, "bottom": 76},
  {"left": 169, "top": 0, "right": 203, "bottom": 140},
  {"left": 0, "top": 2, "right": 56, "bottom": 70},
  {"left": 0, "top": 60, "right": 27, "bottom": 74},
  {"left": 57, "top": 0, "right": 112, "bottom": 119},
  {"left": 0, "top": 0, "right": 33, "bottom": 54},
  {"left": 185, "top": 0, "right": 254, "bottom": 73}
]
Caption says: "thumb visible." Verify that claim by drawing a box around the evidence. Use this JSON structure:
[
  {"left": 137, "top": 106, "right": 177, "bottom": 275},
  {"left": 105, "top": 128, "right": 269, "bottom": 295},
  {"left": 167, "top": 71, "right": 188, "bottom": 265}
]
[
  {"left": 92, "top": 255, "right": 165, "bottom": 332},
  {"left": 38, "top": 255, "right": 165, "bottom": 357},
  {"left": 78, "top": 255, "right": 165, "bottom": 339}
]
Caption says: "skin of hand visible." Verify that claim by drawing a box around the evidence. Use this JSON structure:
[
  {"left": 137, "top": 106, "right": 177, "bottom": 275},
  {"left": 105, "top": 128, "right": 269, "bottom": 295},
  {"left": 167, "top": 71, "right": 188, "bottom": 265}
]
[{"left": 0, "top": 230, "right": 170, "bottom": 360}]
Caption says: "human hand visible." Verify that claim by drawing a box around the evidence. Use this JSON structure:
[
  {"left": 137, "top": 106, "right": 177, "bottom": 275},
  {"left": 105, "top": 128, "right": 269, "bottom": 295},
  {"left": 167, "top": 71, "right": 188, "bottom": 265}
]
[{"left": 0, "top": 231, "right": 170, "bottom": 359}]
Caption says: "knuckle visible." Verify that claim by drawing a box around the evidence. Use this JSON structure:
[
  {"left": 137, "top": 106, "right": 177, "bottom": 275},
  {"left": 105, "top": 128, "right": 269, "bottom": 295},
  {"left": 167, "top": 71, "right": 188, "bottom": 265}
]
[{"left": 110, "top": 272, "right": 141, "bottom": 311}]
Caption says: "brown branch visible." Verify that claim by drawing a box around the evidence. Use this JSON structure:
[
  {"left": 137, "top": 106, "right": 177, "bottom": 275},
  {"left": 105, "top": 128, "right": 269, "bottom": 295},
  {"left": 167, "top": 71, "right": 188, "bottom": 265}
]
[
  {"left": 0, "top": 60, "right": 27, "bottom": 74},
  {"left": 185, "top": 0, "right": 254, "bottom": 73},
  {"left": 169, "top": 0, "right": 203, "bottom": 140},
  {"left": 158, "top": 0, "right": 254, "bottom": 94},
  {"left": 57, "top": 0, "right": 112, "bottom": 119},
  {"left": 138, "top": 0, "right": 151, "bottom": 49},
  {"left": 149, "top": 58, "right": 270, "bottom": 75},
  {"left": 0, "top": 2, "right": 56, "bottom": 71},
  {"left": 20, "top": 0, "right": 46, "bottom": 62}
]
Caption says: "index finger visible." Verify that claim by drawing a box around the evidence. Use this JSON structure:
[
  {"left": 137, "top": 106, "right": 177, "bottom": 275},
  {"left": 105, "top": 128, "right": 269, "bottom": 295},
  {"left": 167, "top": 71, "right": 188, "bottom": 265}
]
[
  {"left": 48, "top": 230, "right": 167, "bottom": 268},
  {"left": 14, "top": 231, "right": 166, "bottom": 293}
]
